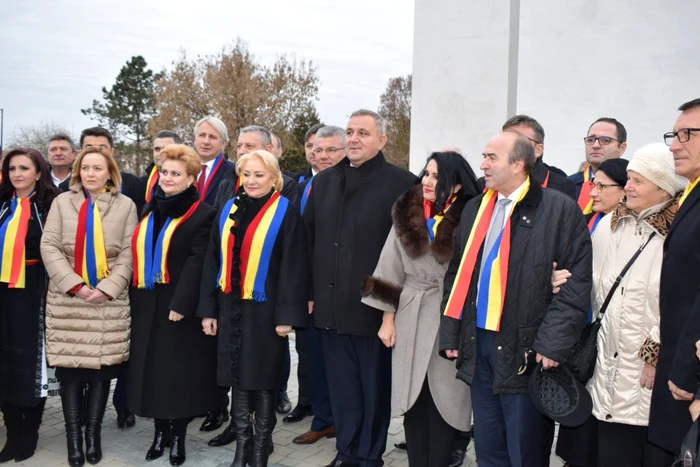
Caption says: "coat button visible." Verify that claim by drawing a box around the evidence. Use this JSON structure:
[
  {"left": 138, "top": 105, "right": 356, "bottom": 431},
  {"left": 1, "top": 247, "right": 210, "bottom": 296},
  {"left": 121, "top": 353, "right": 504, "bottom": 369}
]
[
  {"left": 470, "top": 336, "right": 475, "bottom": 341},
  {"left": 334, "top": 241, "right": 338, "bottom": 247},
  {"left": 497, "top": 345, "right": 503, "bottom": 351},
  {"left": 614, "top": 352, "right": 618, "bottom": 358},
  {"left": 328, "top": 283, "right": 334, "bottom": 288},
  {"left": 605, "top": 414, "right": 612, "bottom": 420},
  {"left": 325, "top": 325, "right": 331, "bottom": 330},
  {"left": 663, "top": 251, "right": 668, "bottom": 259}
]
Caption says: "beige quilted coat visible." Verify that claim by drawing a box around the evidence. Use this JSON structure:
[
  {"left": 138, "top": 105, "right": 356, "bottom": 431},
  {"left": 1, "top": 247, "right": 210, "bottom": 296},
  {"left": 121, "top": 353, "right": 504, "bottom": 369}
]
[{"left": 40, "top": 184, "right": 138, "bottom": 369}]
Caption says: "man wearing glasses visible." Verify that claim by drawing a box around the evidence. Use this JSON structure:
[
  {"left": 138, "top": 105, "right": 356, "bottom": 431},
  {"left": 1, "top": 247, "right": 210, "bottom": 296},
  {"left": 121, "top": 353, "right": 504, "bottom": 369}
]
[
  {"left": 285, "top": 126, "right": 345, "bottom": 445},
  {"left": 568, "top": 118, "right": 628, "bottom": 213},
  {"left": 649, "top": 98, "right": 700, "bottom": 460}
]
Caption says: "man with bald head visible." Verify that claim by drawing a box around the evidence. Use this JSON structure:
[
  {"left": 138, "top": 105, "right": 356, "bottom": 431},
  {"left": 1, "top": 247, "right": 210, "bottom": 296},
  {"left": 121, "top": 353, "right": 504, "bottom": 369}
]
[{"left": 440, "top": 132, "right": 591, "bottom": 467}]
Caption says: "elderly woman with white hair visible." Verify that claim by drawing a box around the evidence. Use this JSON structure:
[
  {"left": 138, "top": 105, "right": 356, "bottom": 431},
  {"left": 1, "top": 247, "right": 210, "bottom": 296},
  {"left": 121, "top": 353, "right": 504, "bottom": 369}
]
[{"left": 554, "top": 143, "right": 686, "bottom": 467}]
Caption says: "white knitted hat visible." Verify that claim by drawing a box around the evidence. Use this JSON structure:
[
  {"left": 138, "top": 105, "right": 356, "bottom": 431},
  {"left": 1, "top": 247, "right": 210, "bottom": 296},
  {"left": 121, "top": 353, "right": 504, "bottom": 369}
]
[{"left": 627, "top": 143, "right": 687, "bottom": 196}]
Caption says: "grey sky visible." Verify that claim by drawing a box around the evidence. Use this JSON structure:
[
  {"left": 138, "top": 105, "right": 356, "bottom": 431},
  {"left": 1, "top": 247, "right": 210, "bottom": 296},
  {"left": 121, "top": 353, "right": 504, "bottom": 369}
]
[{"left": 0, "top": 0, "right": 414, "bottom": 145}]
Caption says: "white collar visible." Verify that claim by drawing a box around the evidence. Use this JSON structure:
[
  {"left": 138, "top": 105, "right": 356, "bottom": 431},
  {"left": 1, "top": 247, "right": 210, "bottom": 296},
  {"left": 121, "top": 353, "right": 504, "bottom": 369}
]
[{"left": 497, "top": 179, "right": 528, "bottom": 203}]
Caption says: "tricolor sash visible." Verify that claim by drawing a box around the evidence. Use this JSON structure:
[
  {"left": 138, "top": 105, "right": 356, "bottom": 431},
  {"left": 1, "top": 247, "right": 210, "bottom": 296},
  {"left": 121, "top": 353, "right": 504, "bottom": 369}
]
[
  {"left": 0, "top": 191, "right": 35, "bottom": 288},
  {"left": 300, "top": 181, "right": 313, "bottom": 213},
  {"left": 217, "top": 192, "right": 289, "bottom": 300},
  {"left": 132, "top": 202, "right": 199, "bottom": 289},
  {"left": 443, "top": 178, "right": 531, "bottom": 331},
  {"left": 74, "top": 193, "right": 110, "bottom": 288},
  {"left": 199, "top": 153, "right": 225, "bottom": 199},
  {"left": 678, "top": 176, "right": 699, "bottom": 208},
  {"left": 587, "top": 211, "right": 603, "bottom": 234},
  {"left": 145, "top": 165, "right": 159, "bottom": 203},
  {"left": 577, "top": 164, "right": 594, "bottom": 214},
  {"left": 424, "top": 194, "right": 457, "bottom": 243}
]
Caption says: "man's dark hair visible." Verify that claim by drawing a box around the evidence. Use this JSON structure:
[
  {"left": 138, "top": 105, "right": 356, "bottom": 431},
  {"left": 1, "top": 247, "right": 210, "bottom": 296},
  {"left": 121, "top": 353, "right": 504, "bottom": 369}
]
[
  {"left": 48, "top": 133, "right": 76, "bottom": 152},
  {"left": 509, "top": 137, "right": 537, "bottom": 175},
  {"left": 679, "top": 98, "right": 700, "bottom": 112},
  {"left": 502, "top": 115, "right": 545, "bottom": 144},
  {"left": 304, "top": 123, "right": 325, "bottom": 143},
  {"left": 80, "top": 127, "right": 114, "bottom": 149},
  {"left": 154, "top": 130, "right": 182, "bottom": 144},
  {"left": 588, "top": 118, "right": 627, "bottom": 143}
]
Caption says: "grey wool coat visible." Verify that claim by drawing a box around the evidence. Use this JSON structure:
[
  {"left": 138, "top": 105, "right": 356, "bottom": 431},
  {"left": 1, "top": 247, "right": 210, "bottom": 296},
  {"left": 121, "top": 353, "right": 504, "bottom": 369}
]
[{"left": 361, "top": 185, "right": 471, "bottom": 431}]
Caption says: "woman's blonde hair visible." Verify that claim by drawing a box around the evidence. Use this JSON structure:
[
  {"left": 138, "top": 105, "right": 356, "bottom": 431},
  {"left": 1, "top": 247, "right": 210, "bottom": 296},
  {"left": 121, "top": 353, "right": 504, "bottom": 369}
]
[
  {"left": 70, "top": 147, "right": 122, "bottom": 194},
  {"left": 236, "top": 150, "right": 283, "bottom": 192},
  {"left": 160, "top": 144, "right": 201, "bottom": 179}
]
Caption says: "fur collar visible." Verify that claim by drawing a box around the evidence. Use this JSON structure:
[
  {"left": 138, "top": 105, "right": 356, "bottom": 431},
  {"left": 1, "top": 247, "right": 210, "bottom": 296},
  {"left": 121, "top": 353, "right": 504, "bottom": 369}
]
[
  {"left": 392, "top": 184, "right": 466, "bottom": 263},
  {"left": 610, "top": 194, "right": 680, "bottom": 238}
]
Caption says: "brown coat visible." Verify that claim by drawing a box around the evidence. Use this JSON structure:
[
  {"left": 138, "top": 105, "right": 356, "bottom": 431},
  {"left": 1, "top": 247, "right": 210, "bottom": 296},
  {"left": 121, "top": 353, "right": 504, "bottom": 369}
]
[{"left": 40, "top": 185, "right": 138, "bottom": 369}]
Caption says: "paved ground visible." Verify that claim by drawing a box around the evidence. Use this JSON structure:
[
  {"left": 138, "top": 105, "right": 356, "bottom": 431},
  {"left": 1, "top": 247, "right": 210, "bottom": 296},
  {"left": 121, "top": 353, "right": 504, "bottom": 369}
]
[{"left": 1, "top": 336, "right": 564, "bottom": 466}]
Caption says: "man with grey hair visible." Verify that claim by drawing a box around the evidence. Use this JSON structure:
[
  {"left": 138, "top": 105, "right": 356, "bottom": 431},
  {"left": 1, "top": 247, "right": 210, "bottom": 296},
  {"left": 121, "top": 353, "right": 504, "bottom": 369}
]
[
  {"left": 47, "top": 134, "right": 77, "bottom": 187},
  {"left": 439, "top": 132, "right": 591, "bottom": 467},
  {"left": 304, "top": 110, "right": 416, "bottom": 466},
  {"left": 192, "top": 116, "right": 235, "bottom": 207}
]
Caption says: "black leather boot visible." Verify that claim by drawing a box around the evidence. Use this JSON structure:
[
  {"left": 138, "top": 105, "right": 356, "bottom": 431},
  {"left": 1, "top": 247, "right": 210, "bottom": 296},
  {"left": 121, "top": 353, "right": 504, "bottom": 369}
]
[
  {"left": 85, "top": 380, "right": 109, "bottom": 465},
  {"left": 230, "top": 390, "right": 253, "bottom": 467},
  {"left": 14, "top": 398, "right": 45, "bottom": 462},
  {"left": 250, "top": 390, "right": 275, "bottom": 467},
  {"left": 0, "top": 403, "right": 20, "bottom": 463},
  {"left": 169, "top": 418, "right": 189, "bottom": 466},
  {"left": 146, "top": 419, "right": 171, "bottom": 461},
  {"left": 61, "top": 382, "right": 86, "bottom": 467}
]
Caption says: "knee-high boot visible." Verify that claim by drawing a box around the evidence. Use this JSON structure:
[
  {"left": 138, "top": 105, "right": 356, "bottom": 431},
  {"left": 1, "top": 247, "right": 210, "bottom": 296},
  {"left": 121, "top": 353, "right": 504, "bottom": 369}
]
[
  {"left": 0, "top": 403, "right": 20, "bottom": 463},
  {"left": 61, "top": 381, "right": 86, "bottom": 467},
  {"left": 250, "top": 390, "right": 275, "bottom": 467},
  {"left": 230, "top": 390, "right": 253, "bottom": 467},
  {"left": 15, "top": 398, "right": 46, "bottom": 462},
  {"left": 85, "top": 380, "right": 110, "bottom": 465}
]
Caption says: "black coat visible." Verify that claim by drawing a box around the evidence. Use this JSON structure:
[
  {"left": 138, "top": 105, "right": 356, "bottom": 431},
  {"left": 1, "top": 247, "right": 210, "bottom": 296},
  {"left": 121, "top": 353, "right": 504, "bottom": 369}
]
[
  {"left": 649, "top": 184, "right": 700, "bottom": 453},
  {"left": 213, "top": 173, "right": 299, "bottom": 211},
  {"left": 197, "top": 190, "right": 308, "bottom": 390},
  {"left": 303, "top": 152, "right": 417, "bottom": 336},
  {"left": 127, "top": 187, "right": 220, "bottom": 419},
  {"left": 59, "top": 172, "right": 146, "bottom": 214},
  {"left": 0, "top": 199, "right": 52, "bottom": 406},
  {"left": 439, "top": 181, "right": 592, "bottom": 393},
  {"left": 199, "top": 159, "right": 236, "bottom": 207}
]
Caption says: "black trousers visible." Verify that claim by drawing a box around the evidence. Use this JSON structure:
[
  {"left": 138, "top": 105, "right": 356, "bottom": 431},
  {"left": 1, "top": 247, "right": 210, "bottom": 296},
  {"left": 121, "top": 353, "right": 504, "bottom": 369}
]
[
  {"left": 596, "top": 420, "right": 675, "bottom": 467},
  {"left": 404, "top": 379, "right": 454, "bottom": 467},
  {"left": 321, "top": 330, "right": 391, "bottom": 467},
  {"left": 294, "top": 329, "right": 310, "bottom": 406},
  {"left": 542, "top": 416, "right": 555, "bottom": 467}
]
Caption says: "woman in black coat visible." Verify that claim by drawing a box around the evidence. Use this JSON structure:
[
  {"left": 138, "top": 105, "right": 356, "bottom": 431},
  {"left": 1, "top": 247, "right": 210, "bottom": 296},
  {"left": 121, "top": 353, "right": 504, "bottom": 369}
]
[
  {"left": 127, "top": 145, "right": 219, "bottom": 466},
  {"left": 198, "top": 150, "right": 308, "bottom": 467},
  {"left": 0, "top": 148, "right": 61, "bottom": 462}
]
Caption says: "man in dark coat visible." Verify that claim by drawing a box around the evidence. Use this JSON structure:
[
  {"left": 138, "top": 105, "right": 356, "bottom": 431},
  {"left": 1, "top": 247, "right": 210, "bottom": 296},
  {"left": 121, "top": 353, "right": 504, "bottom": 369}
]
[
  {"left": 304, "top": 110, "right": 416, "bottom": 467},
  {"left": 568, "top": 118, "right": 627, "bottom": 212},
  {"left": 291, "top": 123, "right": 324, "bottom": 183},
  {"left": 440, "top": 132, "right": 591, "bottom": 467},
  {"left": 140, "top": 130, "right": 181, "bottom": 203},
  {"left": 648, "top": 98, "right": 700, "bottom": 457},
  {"left": 193, "top": 117, "right": 236, "bottom": 208}
]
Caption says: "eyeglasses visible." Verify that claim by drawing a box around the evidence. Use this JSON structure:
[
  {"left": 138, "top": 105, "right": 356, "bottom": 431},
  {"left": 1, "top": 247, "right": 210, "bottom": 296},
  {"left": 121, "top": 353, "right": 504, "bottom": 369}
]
[
  {"left": 664, "top": 128, "right": 700, "bottom": 146},
  {"left": 313, "top": 147, "right": 345, "bottom": 156},
  {"left": 592, "top": 182, "right": 621, "bottom": 191},
  {"left": 583, "top": 136, "right": 620, "bottom": 146}
]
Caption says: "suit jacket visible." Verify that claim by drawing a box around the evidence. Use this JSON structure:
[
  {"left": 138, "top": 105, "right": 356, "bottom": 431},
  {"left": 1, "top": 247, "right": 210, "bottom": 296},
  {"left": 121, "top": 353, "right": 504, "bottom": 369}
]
[{"left": 200, "top": 159, "right": 236, "bottom": 207}]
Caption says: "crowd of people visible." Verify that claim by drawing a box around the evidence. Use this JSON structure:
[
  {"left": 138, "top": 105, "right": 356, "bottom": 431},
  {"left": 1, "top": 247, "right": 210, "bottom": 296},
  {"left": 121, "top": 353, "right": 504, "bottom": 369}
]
[{"left": 0, "top": 99, "right": 699, "bottom": 467}]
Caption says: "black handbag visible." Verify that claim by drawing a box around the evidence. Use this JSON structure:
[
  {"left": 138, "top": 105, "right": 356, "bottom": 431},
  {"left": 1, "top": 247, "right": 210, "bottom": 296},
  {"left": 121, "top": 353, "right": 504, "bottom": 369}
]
[
  {"left": 566, "top": 232, "right": 656, "bottom": 383},
  {"left": 676, "top": 418, "right": 700, "bottom": 467}
]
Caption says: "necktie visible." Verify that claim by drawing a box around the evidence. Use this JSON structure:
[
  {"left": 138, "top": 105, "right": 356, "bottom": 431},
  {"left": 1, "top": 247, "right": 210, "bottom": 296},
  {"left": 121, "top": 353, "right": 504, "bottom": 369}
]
[
  {"left": 480, "top": 198, "right": 512, "bottom": 275},
  {"left": 197, "top": 165, "right": 207, "bottom": 193}
]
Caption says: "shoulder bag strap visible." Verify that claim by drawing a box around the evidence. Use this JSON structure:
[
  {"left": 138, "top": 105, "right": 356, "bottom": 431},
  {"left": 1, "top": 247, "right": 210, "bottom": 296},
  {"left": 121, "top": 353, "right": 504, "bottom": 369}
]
[{"left": 598, "top": 231, "right": 657, "bottom": 317}]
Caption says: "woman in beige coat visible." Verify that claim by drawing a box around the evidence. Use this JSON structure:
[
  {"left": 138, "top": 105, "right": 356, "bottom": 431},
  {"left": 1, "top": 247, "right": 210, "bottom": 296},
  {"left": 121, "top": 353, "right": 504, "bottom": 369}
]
[
  {"left": 41, "top": 146, "right": 138, "bottom": 467},
  {"left": 554, "top": 143, "right": 686, "bottom": 467},
  {"left": 361, "top": 151, "right": 478, "bottom": 467}
]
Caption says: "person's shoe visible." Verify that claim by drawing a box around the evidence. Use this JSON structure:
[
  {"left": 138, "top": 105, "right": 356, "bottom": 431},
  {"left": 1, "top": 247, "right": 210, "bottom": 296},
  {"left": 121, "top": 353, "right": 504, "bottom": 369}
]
[
  {"left": 146, "top": 428, "right": 171, "bottom": 460},
  {"left": 0, "top": 437, "right": 17, "bottom": 463},
  {"left": 323, "top": 460, "right": 359, "bottom": 467},
  {"left": 199, "top": 408, "right": 228, "bottom": 432},
  {"left": 116, "top": 411, "right": 136, "bottom": 429},
  {"left": 169, "top": 435, "right": 186, "bottom": 466},
  {"left": 449, "top": 448, "right": 466, "bottom": 467},
  {"left": 394, "top": 441, "right": 407, "bottom": 450},
  {"left": 293, "top": 426, "right": 335, "bottom": 445},
  {"left": 207, "top": 423, "right": 235, "bottom": 447},
  {"left": 282, "top": 404, "right": 313, "bottom": 423},
  {"left": 276, "top": 392, "right": 291, "bottom": 415}
]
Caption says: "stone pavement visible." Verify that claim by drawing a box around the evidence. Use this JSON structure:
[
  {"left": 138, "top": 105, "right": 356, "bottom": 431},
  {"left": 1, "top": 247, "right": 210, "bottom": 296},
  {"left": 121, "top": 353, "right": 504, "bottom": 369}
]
[{"left": 1, "top": 336, "right": 564, "bottom": 466}]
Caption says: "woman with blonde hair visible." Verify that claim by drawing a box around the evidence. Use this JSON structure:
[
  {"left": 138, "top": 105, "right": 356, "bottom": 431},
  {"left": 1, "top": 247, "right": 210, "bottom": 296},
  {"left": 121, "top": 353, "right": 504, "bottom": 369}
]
[
  {"left": 41, "top": 146, "right": 138, "bottom": 467},
  {"left": 198, "top": 150, "right": 308, "bottom": 467},
  {"left": 128, "top": 144, "right": 219, "bottom": 466}
]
